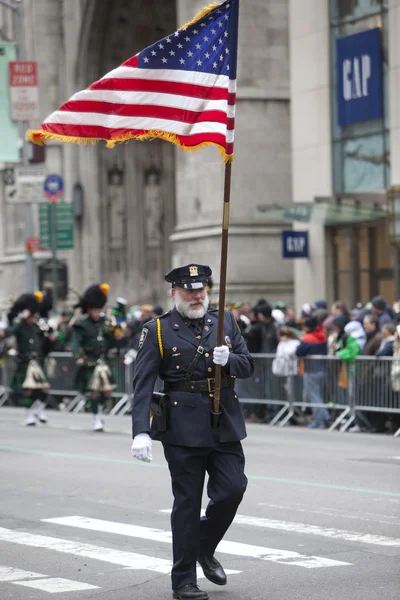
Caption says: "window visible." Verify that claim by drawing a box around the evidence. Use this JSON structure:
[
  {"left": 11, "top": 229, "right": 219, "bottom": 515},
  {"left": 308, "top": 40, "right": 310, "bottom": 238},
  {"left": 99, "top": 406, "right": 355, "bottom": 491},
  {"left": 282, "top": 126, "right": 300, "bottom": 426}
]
[{"left": 331, "top": 0, "right": 389, "bottom": 193}]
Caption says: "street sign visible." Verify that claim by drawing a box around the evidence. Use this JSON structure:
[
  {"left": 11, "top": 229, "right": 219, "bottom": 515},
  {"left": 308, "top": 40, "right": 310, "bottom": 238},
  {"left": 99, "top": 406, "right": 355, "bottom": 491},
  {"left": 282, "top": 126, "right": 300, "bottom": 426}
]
[
  {"left": 39, "top": 203, "right": 74, "bottom": 249},
  {"left": 282, "top": 231, "right": 309, "bottom": 259},
  {"left": 26, "top": 236, "right": 40, "bottom": 253},
  {"left": 4, "top": 165, "right": 47, "bottom": 203},
  {"left": 8, "top": 60, "right": 39, "bottom": 121},
  {"left": 44, "top": 174, "right": 64, "bottom": 203},
  {"left": 283, "top": 204, "right": 313, "bottom": 223}
]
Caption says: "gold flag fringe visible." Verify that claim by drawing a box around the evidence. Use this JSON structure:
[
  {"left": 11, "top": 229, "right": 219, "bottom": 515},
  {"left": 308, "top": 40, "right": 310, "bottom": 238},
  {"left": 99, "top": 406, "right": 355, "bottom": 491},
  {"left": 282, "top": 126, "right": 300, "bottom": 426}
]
[
  {"left": 178, "top": 3, "right": 220, "bottom": 30},
  {"left": 26, "top": 129, "right": 234, "bottom": 163}
]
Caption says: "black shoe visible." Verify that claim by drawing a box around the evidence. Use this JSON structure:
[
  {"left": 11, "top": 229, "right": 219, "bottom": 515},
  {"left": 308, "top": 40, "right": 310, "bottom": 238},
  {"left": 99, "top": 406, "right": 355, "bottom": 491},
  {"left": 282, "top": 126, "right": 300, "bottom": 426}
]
[
  {"left": 197, "top": 555, "right": 227, "bottom": 586},
  {"left": 172, "top": 584, "right": 209, "bottom": 600}
]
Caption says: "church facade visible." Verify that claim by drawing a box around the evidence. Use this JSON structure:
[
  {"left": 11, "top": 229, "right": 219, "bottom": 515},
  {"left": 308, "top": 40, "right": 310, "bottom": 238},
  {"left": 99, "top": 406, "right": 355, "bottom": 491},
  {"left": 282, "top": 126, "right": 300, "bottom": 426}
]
[{"left": 0, "top": 0, "right": 293, "bottom": 311}]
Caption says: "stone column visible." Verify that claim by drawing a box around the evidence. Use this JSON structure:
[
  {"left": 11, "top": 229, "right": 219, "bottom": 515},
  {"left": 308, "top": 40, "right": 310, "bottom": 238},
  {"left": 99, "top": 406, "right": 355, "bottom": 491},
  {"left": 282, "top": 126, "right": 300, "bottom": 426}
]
[
  {"left": 289, "top": 0, "right": 333, "bottom": 310},
  {"left": 174, "top": 0, "right": 293, "bottom": 305}
]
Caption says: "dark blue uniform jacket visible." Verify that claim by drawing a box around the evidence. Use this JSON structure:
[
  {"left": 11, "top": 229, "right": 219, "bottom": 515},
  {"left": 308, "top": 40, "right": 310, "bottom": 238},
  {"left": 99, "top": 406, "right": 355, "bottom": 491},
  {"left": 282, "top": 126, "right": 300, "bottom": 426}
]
[{"left": 132, "top": 308, "right": 254, "bottom": 447}]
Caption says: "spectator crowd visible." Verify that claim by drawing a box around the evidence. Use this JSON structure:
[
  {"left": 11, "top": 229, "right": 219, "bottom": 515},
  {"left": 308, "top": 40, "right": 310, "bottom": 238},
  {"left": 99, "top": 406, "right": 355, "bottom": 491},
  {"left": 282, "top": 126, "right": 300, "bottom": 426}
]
[{"left": 1, "top": 286, "right": 400, "bottom": 435}]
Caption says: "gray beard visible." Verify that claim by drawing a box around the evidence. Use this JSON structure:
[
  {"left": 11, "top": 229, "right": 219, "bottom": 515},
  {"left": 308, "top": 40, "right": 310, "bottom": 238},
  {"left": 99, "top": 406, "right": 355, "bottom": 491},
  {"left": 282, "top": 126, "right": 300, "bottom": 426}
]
[{"left": 175, "top": 292, "right": 209, "bottom": 320}]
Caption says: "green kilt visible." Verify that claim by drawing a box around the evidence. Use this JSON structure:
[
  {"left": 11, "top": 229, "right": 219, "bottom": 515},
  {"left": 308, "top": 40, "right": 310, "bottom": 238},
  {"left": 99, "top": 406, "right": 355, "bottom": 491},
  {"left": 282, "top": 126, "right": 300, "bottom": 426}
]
[
  {"left": 11, "top": 362, "right": 28, "bottom": 393},
  {"left": 75, "top": 365, "right": 95, "bottom": 394},
  {"left": 75, "top": 364, "right": 116, "bottom": 394}
]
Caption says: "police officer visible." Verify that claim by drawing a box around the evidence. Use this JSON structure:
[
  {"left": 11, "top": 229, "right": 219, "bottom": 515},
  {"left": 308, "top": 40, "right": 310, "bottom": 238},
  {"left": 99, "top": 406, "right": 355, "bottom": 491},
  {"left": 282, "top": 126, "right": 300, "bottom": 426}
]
[{"left": 131, "top": 264, "right": 254, "bottom": 600}]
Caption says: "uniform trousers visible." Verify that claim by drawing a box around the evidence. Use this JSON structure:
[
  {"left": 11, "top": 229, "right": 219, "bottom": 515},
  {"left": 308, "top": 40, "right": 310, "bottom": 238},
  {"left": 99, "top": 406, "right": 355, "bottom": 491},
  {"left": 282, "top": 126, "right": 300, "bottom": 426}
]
[{"left": 163, "top": 440, "right": 247, "bottom": 590}]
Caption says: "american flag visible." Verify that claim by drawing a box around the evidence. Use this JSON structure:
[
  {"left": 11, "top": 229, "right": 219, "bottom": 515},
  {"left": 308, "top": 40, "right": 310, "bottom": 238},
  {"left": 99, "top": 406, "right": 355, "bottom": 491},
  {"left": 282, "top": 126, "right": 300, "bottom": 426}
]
[{"left": 28, "top": 0, "right": 239, "bottom": 162}]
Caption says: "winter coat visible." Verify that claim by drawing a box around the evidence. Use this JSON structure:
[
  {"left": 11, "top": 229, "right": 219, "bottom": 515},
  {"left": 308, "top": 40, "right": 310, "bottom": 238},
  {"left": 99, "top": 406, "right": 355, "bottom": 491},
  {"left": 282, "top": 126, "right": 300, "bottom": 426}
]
[
  {"left": 336, "top": 335, "right": 361, "bottom": 361},
  {"left": 363, "top": 330, "right": 383, "bottom": 356},
  {"left": 344, "top": 321, "right": 366, "bottom": 351},
  {"left": 272, "top": 339, "right": 301, "bottom": 376},
  {"left": 391, "top": 337, "right": 400, "bottom": 392},
  {"left": 375, "top": 336, "right": 395, "bottom": 358},
  {"left": 296, "top": 326, "right": 327, "bottom": 372}
]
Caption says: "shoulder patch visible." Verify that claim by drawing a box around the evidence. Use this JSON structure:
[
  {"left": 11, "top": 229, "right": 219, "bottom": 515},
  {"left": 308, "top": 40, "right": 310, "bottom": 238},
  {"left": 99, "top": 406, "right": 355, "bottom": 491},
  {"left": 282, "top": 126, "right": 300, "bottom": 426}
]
[{"left": 139, "top": 328, "right": 149, "bottom": 349}]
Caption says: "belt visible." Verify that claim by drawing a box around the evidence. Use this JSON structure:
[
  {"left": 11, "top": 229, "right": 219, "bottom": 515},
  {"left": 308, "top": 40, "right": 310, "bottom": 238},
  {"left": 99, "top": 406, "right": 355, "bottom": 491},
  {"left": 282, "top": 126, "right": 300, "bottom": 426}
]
[{"left": 165, "top": 377, "right": 234, "bottom": 394}]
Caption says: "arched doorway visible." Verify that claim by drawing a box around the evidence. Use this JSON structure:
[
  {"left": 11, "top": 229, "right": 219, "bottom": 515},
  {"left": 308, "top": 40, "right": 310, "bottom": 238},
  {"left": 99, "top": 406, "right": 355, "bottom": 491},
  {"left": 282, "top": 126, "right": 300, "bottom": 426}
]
[{"left": 75, "top": 0, "right": 176, "bottom": 305}]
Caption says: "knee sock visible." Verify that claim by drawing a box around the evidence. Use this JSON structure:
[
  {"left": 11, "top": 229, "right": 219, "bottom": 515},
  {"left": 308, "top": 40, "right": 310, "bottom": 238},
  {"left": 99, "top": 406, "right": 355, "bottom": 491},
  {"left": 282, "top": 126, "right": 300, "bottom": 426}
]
[{"left": 23, "top": 395, "right": 33, "bottom": 408}]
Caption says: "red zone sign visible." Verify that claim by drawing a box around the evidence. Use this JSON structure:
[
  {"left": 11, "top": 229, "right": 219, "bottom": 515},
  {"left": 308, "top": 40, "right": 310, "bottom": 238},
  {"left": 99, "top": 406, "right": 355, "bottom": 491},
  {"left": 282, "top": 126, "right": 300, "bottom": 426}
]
[{"left": 9, "top": 61, "right": 39, "bottom": 121}]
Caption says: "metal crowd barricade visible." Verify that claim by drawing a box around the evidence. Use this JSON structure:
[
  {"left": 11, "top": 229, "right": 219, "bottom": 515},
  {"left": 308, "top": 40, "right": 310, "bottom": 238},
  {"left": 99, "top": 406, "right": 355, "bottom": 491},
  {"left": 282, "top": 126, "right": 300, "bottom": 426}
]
[
  {"left": 44, "top": 352, "right": 134, "bottom": 414},
  {"left": 236, "top": 354, "right": 292, "bottom": 424},
  {"left": 238, "top": 354, "right": 400, "bottom": 436},
  {"left": 1, "top": 351, "right": 400, "bottom": 436},
  {"left": 351, "top": 356, "right": 400, "bottom": 437},
  {"left": 0, "top": 355, "right": 16, "bottom": 407}
]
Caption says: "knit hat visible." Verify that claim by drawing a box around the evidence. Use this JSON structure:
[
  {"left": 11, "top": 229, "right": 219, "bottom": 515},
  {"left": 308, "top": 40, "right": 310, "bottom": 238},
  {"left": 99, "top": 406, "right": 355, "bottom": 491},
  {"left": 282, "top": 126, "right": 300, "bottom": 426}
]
[
  {"left": 258, "top": 303, "right": 273, "bottom": 319},
  {"left": 332, "top": 314, "right": 350, "bottom": 331},
  {"left": 304, "top": 316, "right": 318, "bottom": 330},
  {"left": 372, "top": 296, "right": 387, "bottom": 312},
  {"left": 314, "top": 300, "right": 328, "bottom": 310}
]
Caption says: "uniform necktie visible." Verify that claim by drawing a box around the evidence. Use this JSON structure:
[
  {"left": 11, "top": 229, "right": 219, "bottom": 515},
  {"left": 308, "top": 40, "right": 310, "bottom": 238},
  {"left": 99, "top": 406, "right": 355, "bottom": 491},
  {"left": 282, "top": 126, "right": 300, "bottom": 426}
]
[{"left": 188, "top": 318, "right": 204, "bottom": 338}]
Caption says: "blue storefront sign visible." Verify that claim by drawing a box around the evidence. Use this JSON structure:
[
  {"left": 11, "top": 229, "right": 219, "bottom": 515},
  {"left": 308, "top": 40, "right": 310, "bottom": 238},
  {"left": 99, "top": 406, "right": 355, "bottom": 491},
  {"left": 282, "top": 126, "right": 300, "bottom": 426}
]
[
  {"left": 282, "top": 231, "right": 309, "bottom": 259},
  {"left": 337, "top": 28, "right": 383, "bottom": 127}
]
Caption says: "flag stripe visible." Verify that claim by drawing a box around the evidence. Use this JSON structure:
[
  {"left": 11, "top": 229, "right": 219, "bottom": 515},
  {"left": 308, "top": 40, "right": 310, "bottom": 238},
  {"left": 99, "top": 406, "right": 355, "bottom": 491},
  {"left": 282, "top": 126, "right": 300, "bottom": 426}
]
[
  {"left": 99, "top": 66, "right": 229, "bottom": 89},
  {"left": 61, "top": 101, "right": 229, "bottom": 126},
  {"left": 40, "top": 122, "right": 230, "bottom": 150},
  {"left": 69, "top": 89, "right": 228, "bottom": 112},
  {"left": 43, "top": 111, "right": 228, "bottom": 136},
  {"left": 28, "top": 0, "right": 238, "bottom": 161},
  {"left": 88, "top": 77, "right": 229, "bottom": 101}
]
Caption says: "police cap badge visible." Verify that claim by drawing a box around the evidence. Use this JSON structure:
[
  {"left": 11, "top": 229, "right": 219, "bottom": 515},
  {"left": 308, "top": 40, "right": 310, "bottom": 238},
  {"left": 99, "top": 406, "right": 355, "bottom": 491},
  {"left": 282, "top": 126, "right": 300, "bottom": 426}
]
[{"left": 165, "top": 264, "right": 212, "bottom": 290}]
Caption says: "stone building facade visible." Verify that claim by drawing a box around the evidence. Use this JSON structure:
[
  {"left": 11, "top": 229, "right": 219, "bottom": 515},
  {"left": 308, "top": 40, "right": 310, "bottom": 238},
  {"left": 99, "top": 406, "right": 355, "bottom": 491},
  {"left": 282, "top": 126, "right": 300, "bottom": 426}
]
[{"left": 0, "top": 0, "right": 292, "bottom": 312}]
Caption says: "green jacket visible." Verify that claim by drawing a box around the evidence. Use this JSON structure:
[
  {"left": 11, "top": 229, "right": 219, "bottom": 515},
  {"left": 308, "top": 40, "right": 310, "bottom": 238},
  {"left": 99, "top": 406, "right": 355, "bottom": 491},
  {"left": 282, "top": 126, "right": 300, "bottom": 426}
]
[
  {"left": 336, "top": 335, "right": 361, "bottom": 362},
  {"left": 71, "top": 316, "right": 123, "bottom": 364},
  {"left": 6, "top": 317, "right": 52, "bottom": 362}
]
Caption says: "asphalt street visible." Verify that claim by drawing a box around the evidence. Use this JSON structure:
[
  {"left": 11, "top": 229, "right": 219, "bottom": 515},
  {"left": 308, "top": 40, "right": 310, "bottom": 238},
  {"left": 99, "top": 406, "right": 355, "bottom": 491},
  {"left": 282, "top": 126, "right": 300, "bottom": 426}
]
[{"left": 0, "top": 406, "right": 399, "bottom": 600}]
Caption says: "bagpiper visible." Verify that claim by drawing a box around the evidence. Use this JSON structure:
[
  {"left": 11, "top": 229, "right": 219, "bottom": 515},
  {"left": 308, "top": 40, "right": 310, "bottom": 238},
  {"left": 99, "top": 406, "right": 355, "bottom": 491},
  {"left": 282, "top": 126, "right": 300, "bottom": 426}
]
[
  {"left": 70, "top": 283, "right": 125, "bottom": 432},
  {"left": 3, "top": 292, "right": 55, "bottom": 426}
]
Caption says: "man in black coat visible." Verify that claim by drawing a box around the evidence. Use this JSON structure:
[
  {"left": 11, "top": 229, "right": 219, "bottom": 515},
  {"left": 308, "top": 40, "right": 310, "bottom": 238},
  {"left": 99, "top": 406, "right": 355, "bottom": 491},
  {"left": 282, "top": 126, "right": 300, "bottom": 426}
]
[{"left": 131, "top": 264, "right": 254, "bottom": 600}]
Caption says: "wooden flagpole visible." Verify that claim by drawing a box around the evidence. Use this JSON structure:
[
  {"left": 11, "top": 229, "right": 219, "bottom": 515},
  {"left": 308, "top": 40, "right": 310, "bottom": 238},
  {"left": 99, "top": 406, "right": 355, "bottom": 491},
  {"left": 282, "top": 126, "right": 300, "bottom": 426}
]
[
  {"left": 211, "top": 0, "right": 239, "bottom": 428},
  {"left": 211, "top": 161, "right": 232, "bottom": 427}
]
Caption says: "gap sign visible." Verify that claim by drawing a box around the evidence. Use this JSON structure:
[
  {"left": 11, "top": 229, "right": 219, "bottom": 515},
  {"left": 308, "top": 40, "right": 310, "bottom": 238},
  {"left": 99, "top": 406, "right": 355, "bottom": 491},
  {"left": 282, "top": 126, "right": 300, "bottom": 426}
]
[
  {"left": 282, "top": 231, "right": 309, "bottom": 259},
  {"left": 337, "top": 28, "right": 383, "bottom": 127}
]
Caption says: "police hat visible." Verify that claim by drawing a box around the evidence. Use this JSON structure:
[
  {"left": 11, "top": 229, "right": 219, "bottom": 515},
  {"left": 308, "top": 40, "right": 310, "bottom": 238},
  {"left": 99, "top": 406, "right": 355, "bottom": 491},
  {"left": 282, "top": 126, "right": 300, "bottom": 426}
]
[{"left": 165, "top": 264, "right": 212, "bottom": 290}]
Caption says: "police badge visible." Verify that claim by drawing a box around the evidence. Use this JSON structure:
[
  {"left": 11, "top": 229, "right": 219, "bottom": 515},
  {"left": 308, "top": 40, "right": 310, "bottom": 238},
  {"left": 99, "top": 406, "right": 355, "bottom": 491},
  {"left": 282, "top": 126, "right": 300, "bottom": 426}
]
[
  {"left": 139, "top": 328, "right": 148, "bottom": 349},
  {"left": 225, "top": 335, "right": 233, "bottom": 351},
  {"left": 189, "top": 265, "right": 199, "bottom": 277}
]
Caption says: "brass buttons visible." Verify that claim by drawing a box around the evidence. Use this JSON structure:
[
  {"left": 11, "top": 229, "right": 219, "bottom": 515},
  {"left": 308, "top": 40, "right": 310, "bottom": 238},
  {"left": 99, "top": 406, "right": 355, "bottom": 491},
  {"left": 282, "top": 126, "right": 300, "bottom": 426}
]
[
  {"left": 176, "top": 365, "right": 180, "bottom": 369},
  {"left": 208, "top": 367, "right": 212, "bottom": 373},
  {"left": 205, "top": 353, "right": 209, "bottom": 358},
  {"left": 209, "top": 393, "right": 214, "bottom": 398},
  {"left": 174, "top": 401, "right": 178, "bottom": 406}
]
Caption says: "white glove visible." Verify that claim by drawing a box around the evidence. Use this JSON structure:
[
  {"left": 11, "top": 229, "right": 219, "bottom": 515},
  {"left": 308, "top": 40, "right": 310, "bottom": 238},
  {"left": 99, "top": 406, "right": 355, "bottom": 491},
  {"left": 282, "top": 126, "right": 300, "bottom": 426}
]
[
  {"left": 213, "top": 345, "right": 230, "bottom": 367},
  {"left": 131, "top": 433, "right": 152, "bottom": 463}
]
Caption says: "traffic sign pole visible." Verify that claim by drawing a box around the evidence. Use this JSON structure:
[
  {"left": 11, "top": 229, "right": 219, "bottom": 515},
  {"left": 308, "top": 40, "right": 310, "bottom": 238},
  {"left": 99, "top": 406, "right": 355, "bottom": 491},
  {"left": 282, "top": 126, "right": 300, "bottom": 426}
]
[
  {"left": 51, "top": 199, "right": 58, "bottom": 309},
  {"left": 44, "top": 175, "right": 64, "bottom": 311},
  {"left": 16, "top": 1, "right": 35, "bottom": 293}
]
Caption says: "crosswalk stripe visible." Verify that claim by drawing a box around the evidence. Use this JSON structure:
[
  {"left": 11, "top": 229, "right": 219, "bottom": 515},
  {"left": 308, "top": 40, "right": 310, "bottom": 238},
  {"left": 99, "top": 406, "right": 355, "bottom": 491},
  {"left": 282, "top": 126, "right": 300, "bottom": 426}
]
[
  {"left": 13, "top": 578, "right": 99, "bottom": 593},
  {"left": 219, "top": 513, "right": 400, "bottom": 548},
  {"left": 42, "top": 515, "right": 351, "bottom": 569},
  {"left": 0, "top": 526, "right": 239, "bottom": 579},
  {"left": 0, "top": 566, "right": 46, "bottom": 582},
  {"left": 0, "top": 526, "right": 172, "bottom": 574}
]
